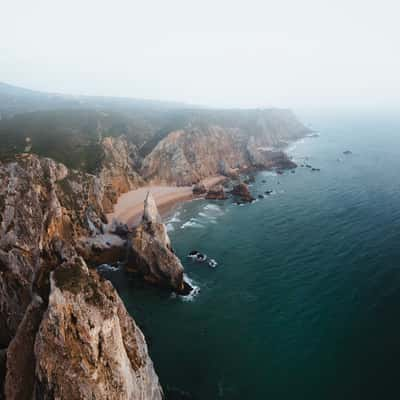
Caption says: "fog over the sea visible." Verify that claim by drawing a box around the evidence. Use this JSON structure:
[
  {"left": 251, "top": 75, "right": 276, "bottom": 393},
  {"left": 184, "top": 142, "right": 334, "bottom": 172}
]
[{"left": 1, "top": 0, "right": 399, "bottom": 110}]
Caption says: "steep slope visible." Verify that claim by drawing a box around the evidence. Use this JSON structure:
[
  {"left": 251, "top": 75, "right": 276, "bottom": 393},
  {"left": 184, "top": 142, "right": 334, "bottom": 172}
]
[
  {"left": 0, "top": 154, "right": 164, "bottom": 398},
  {"left": 34, "top": 258, "right": 162, "bottom": 400},
  {"left": 141, "top": 109, "right": 305, "bottom": 185}
]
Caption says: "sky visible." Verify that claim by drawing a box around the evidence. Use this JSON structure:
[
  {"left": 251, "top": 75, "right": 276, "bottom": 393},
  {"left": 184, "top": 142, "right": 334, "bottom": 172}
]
[{"left": 1, "top": 0, "right": 399, "bottom": 110}]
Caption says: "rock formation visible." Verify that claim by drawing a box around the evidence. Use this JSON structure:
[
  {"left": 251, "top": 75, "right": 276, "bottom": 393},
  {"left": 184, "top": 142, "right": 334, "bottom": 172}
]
[
  {"left": 0, "top": 98, "right": 310, "bottom": 398},
  {"left": 141, "top": 109, "right": 306, "bottom": 185},
  {"left": 0, "top": 155, "right": 164, "bottom": 399},
  {"left": 127, "top": 192, "right": 192, "bottom": 295},
  {"left": 99, "top": 136, "right": 144, "bottom": 213},
  {"left": 34, "top": 258, "right": 163, "bottom": 400},
  {"left": 192, "top": 182, "right": 207, "bottom": 195},
  {"left": 231, "top": 183, "right": 255, "bottom": 203},
  {"left": 205, "top": 184, "right": 227, "bottom": 200}
]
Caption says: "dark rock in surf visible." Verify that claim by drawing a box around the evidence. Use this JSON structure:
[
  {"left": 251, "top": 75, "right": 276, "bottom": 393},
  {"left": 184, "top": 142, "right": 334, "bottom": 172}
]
[
  {"left": 230, "top": 183, "right": 254, "bottom": 203},
  {"left": 205, "top": 185, "right": 227, "bottom": 200}
]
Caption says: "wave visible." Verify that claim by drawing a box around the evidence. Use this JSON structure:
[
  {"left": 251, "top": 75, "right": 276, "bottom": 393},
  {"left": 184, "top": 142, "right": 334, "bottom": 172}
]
[
  {"left": 97, "top": 263, "right": 121, "bottom": 273},
  {"left": 181, "top": 218, "right": 204, "bottom": 229},
  {"left": 166, "top": 223, "right": 175, "bottom": 232},
  {"left": 180, "top": 274, "right": 200, "bottom": 302},
  {"left": 286, "top": 138, "right": 305, "bottom": 154},
  {"left": 166, "top": 211, "right": 181, "bottom": 224},
  {"left": 203, "top": 204, "right": 223, "bottom": 213}
]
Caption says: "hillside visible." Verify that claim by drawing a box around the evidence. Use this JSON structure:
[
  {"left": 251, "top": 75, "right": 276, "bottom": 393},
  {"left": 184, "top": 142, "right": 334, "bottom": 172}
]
[{"left": 0, "top": 84, "right": 310, "bottom": 175}]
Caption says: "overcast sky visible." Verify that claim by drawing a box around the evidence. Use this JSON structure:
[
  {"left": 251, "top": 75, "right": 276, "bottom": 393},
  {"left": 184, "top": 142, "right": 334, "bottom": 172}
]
[{"left": 1, "top": 0, "right": 399, "bottom": 109}]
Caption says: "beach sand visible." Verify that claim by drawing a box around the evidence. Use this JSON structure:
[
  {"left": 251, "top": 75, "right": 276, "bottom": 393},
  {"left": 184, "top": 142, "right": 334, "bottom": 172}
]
[{"left": 107, "top": 176, "right": 225, "bottom": 227}]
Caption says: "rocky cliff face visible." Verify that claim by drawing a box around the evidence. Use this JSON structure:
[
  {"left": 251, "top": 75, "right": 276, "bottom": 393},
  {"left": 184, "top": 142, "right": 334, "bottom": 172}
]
[
  {"left": 0, "top": 153, "right": 163, "bottom": 398},
  {"left": 99, "top": 136, "right": 144, "bottom": 213},
  {"left": 127, "top": 193, "right": 192, "bottom": 294},
  {"left": 0, "top": 105, "right": 309, "bottom": 398},
  {"left": 141, "top": 110, "right": 305, "bottom": 185},
  {"left": 34, "top": 258, "right": 162, "bottom": 400}
]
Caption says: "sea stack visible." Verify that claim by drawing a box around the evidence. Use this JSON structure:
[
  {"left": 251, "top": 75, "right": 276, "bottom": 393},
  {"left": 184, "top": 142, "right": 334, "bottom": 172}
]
[
  {"left": 231, "top": 183, "right": 254, "bottom": 203},
  {"left": 127, "top": 192, "right": 192, "bottom": 295}
]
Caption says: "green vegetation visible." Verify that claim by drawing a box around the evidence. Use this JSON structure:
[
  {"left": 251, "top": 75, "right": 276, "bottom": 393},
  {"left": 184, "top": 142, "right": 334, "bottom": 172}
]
[
  {"left": 0, "top": 84, "right": 309, "bottom": 173},
  {"left": 53, "top": 259, "right": 106, "bottom": 307}
]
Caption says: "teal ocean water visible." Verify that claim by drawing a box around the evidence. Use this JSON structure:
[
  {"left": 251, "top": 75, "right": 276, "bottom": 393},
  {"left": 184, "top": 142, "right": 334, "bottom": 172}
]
[{"left": 105, "top": 111, "right": 400, "bottom": 399}]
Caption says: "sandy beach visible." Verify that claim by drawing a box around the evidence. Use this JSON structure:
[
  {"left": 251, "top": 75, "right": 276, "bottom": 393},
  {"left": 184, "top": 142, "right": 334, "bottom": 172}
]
[{"left": 107, "top": 176, "right": 225, "bottom": 227}]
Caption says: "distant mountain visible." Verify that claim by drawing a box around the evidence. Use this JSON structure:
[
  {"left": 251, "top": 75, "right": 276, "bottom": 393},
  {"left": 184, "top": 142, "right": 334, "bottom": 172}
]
[{"left": 0, "top": 81, "right": 190, "bottom": 118}]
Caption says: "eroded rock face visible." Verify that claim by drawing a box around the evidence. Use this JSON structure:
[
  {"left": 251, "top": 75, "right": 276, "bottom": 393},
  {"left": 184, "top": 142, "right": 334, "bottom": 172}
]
[
  {"left": 34, "top": 258, "right": 163, "bottom": 400},
  {"left": 5, "top": 295, "right": 44, "bottom": 400},
  {"left": 127, "top": 193, "right": 191, "bottom": 294},
  {"left": 99, "top": 137, "right": 144, "bottom": 213},
  {"left": 141, "top": 110, "right": 306, "bottom": 185},
  {"left": 231, "top": 183, "right": 254, "bottom": 203},
  {"left": 0, "top": 154, "right": 164, "bottom": 399},
  {"left": 205, "top": 185, "right": 227, "bottom": 200},
  {"left": 0, "top": 155, "right": 77, "bottom": 347},
  {"left": 192, "top": 182, "right": 207, "bottom": 196}
]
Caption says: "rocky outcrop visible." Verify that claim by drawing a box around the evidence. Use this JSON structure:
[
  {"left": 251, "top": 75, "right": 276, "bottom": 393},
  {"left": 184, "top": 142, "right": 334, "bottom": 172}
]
[
  {"left": 0, "top": 155, "right": 164, "bottom": 398},
  {"left": 0, "top": 155, "right": 78, "bottom": 347},
  {"left": 34, "top": 258, "right": 163, "bottom": 400},
  {"left": 99, "top": 136, "right": 144, "bottom": 213},
  {"left": 5, "top": 295, "right": 44, "bottom": 400},
  {"left": 192, "top": 182, "right": 207, "bottom": 195},
  {"left": 231, "top": 183, "right": 254, "bottom": 203},
  {"left": 127, "top": 193, "right": 192, "bottom": 294},
  {"left": 205, "top": 185, "right": 227, "bottom": 200},
  {"left": 0, "top": 106, "right": 309, "bottom": 398},
  {"left": 141, "top": 109, "right": 305, "bottom": 185}
]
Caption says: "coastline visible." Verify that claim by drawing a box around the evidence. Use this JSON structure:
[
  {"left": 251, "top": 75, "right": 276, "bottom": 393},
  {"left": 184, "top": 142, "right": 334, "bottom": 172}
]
[{"left": 106, "top": 176, "right": 226, "bottom": 227}]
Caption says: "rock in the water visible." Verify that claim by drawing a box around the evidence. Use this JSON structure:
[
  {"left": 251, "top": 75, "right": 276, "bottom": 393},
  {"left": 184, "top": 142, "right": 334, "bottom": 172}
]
[
  {"left": 231, "top": 183, "right": 254, "bottom": 203},
  {"left": 192, "top": 182, "right": 207, "bottom": 195},
  {"left": 127, "top": 194, "right": 192, "bottom": 294},
  {"left": 205, "top": 185, "right": 227, "bottom": 200},
  {"left": 343, "top": 150, "right": 352, "bottom": 155},
  {"left": 34, "top": 257, "right": 163, "bottom": 400}
]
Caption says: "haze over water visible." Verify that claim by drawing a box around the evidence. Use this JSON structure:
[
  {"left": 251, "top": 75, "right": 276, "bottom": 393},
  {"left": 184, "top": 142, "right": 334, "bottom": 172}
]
[{"left": 106, "top": 111, "right": 400, "bottom": 399}]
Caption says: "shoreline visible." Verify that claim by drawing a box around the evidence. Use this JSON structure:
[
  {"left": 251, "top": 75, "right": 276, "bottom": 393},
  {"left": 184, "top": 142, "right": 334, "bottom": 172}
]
[{"left": 106, "top": 176, "right": 226, "bottom": 227}]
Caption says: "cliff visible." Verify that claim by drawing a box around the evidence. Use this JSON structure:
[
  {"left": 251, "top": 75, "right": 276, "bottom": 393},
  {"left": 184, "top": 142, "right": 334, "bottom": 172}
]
[
  {"left": 141, "top": 110, "right": 304, "bottom": 185},
  {"left": 4, "top": 258, "right": 162, "bottom": 400},
  {"left": 34, "top": 258, "right": 162, "bottom": 400},
  {"left": 0, "top": 152, "right": 164, "bottom": 398},
  {"left": 0, "top": 90, "right": 310, "bottom": 397}
]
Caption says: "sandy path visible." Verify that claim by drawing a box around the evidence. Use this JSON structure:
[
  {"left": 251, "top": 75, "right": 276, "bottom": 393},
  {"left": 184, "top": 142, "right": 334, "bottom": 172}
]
[{"left": 107, "top": 176, "right": 225, "bottom": 227}]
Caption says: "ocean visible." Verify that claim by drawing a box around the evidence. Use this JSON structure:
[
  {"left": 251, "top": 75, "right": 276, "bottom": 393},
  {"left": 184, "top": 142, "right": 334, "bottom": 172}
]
[{"left": 105, "top": 111, "right": 400, "bottom": 399}]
